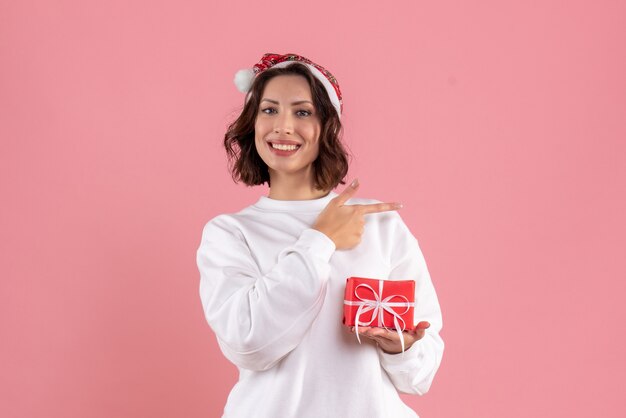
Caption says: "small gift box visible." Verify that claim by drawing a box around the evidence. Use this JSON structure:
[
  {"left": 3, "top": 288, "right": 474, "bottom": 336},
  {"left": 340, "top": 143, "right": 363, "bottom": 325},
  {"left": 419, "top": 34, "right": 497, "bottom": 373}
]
[
  {"left": 343, "top": 277, "right": 416, "bottom": 330},
  {"left": 343, "top": 277, "right": 416, "bottom": 352}
]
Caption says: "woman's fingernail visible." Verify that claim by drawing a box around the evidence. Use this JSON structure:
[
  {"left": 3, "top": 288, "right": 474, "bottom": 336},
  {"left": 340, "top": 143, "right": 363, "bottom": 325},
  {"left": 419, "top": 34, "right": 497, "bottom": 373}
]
[
  {"left": 351, "top": 178, "right": 359, "bottom": 188},
  {"left": 396, "top": 203, "right": 403, "bottom": 209}
]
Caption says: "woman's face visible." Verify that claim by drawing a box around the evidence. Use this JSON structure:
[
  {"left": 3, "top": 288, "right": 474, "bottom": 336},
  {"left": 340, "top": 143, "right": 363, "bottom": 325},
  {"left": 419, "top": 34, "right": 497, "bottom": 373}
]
[{"left": 254, "top": 75, "right": 321, "bottom": 181}]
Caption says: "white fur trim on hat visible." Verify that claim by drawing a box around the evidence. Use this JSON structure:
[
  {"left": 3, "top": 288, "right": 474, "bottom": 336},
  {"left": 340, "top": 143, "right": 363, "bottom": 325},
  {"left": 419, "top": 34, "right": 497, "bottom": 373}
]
[
  {"left": 271, "top": 61, "right": 341, "bottom": 118},
  {"left": 233, "top": 60, "right": 342, "bottom": 118}
]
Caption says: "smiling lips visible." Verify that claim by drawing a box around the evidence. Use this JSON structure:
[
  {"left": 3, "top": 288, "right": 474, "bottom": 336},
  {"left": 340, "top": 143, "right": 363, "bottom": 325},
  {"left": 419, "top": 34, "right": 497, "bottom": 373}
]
[
  {"left": 272, "top": 143, "right": 299, "bottom": 151},
  {"left": 268, "top": 140, "right": 301, "bottom": 155}
]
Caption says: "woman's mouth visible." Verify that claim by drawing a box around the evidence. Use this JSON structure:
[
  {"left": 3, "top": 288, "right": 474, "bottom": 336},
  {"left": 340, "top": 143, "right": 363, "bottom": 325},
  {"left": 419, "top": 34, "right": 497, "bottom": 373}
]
[
  {"left": 268, "top": 142, "right": 301, "bottom": 156},
  {"left": 271, "top": 143, "right": 300, "bottom": 151}
]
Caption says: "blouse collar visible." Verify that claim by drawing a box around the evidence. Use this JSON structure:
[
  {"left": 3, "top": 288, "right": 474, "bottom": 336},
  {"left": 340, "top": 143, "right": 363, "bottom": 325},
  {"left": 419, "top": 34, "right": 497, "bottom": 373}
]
[{"left": 253, "top": 191, "right": 338, "bottom": 212}]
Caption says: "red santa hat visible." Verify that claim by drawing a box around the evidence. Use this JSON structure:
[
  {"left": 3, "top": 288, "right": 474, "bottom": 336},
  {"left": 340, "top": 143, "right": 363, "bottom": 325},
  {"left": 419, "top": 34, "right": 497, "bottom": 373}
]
[{"left": 234, "top": 53, "right": 343, "bottom": 117}]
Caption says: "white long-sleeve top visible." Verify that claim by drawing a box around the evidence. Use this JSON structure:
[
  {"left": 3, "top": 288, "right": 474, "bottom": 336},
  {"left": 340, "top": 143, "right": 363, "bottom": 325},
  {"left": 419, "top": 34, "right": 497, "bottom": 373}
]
[{"left": 197, "top": 191, "right": 444, "bottom": 418}]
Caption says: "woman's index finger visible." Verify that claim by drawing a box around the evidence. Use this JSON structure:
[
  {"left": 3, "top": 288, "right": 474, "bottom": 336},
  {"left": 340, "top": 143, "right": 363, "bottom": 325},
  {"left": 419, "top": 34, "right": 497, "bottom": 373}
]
[{"left": 359, "top": 202, "right": 403, "bottom": 215}]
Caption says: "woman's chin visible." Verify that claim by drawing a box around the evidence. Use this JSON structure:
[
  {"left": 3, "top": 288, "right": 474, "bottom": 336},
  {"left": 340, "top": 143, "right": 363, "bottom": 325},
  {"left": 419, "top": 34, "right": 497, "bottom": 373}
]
[{"left": 268, "top": 163, "right": 314, "bottom": 178}]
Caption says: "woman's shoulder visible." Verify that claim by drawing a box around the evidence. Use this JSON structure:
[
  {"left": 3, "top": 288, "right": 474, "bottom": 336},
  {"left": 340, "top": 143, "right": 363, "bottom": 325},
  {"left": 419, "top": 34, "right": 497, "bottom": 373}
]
[{"left": 199, "top": 203, "right": 260, "bottom": 241}]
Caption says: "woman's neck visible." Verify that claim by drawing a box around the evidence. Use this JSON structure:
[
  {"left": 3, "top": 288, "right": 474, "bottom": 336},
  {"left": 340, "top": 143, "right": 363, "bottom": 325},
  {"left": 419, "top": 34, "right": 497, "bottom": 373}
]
[{"left": 268, "top": 170, "right": 330, "bottom": 201}]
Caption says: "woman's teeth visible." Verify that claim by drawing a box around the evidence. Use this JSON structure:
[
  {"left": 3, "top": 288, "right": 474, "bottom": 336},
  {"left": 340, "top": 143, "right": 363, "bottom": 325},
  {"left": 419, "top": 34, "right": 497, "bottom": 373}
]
[{"left": 271, "top": 143, "right": 300, "bottom": 151}]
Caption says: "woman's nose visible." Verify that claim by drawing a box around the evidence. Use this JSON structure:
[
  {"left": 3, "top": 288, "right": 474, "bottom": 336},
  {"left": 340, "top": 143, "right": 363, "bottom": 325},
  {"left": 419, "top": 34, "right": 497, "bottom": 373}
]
[{"left": 273, "top": 112, "right": 294, "bottom": 134}]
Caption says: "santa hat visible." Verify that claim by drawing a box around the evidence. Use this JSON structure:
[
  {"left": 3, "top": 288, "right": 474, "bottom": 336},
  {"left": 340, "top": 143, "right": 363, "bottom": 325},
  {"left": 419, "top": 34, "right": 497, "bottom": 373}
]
[{"left": 233, "top": 53, "right": 343, "bottom": 117}]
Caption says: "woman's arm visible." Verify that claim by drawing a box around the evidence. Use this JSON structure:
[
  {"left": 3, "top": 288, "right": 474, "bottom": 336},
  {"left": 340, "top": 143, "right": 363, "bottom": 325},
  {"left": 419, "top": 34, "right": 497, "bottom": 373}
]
[
  {"left": 375, "top": 212, "right": 445, "bottom": 395},
  {"left": 197, "top": 216, "right": 335, "bottom": 371},
  {"left": 198, "top": 182, "right": 402, "bottom": 372}
]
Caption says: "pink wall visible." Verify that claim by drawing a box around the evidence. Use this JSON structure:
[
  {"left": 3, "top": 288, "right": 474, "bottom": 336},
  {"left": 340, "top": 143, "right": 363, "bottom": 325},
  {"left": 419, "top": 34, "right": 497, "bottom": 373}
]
[{"left": 2, "top": 1, "right": 625, "bottom": 417}]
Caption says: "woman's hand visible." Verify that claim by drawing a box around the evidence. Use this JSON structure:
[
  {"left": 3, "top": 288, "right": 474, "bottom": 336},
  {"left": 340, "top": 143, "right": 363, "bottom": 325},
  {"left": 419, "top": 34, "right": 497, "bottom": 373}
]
[
  {"left": 350, "top": 321, "right": 431, "bottom": 354},
  {"left": 313, "top": 179, "right": 402, "bottom": 250}
]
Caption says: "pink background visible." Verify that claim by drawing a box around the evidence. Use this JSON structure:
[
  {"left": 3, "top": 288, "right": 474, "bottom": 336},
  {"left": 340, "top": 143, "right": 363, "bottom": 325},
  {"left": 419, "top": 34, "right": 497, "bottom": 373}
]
[{"left": 1, "top": 1, "right": 625, "bottom": 417}]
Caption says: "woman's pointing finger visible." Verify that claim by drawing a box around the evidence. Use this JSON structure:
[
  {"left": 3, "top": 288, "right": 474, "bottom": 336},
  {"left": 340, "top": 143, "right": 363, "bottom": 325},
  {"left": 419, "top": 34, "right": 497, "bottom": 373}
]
[{"left": 359, "top": 202, "right": 403, "bottom": 215}]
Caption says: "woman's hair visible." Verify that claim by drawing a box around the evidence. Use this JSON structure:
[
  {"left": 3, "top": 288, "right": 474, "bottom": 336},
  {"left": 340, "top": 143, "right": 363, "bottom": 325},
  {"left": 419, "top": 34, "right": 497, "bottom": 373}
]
[{"left": 223, "top": 62, "right": 350, "bottom": 190}]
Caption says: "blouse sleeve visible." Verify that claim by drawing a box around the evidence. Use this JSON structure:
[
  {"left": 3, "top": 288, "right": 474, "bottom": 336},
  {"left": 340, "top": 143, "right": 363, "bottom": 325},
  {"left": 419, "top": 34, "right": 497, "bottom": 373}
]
[
  {"left": 196, "top": 215, "right": 336, "bottom": 372},
  {"left": 377, "top": 212, "right": 445, "bottom": 395}
]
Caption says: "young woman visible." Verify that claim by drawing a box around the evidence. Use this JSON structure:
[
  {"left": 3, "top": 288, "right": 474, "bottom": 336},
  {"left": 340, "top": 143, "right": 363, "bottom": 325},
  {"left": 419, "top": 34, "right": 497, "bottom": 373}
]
[{"left": 197, "top": 53, "right": 444, "bottom": 418}]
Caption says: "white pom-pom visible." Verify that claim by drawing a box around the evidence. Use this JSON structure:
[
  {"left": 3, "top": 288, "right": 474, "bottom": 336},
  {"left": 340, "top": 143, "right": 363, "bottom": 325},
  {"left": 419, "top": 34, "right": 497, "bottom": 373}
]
[{"left": 234, "top": 68, "right": 255, "bottom": 93}]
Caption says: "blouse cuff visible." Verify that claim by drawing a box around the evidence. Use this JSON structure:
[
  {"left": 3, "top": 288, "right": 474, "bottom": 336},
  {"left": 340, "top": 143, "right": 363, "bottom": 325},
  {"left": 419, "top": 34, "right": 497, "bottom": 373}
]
[{"left": 377, "top": 336, "right": 423, "bottom": 372}]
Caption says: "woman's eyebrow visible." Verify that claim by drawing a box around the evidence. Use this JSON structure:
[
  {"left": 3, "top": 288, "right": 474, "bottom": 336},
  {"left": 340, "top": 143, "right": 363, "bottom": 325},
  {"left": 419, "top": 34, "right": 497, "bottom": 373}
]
[{"left": 261, "top": 98, "right": 314, "bottom": 105}]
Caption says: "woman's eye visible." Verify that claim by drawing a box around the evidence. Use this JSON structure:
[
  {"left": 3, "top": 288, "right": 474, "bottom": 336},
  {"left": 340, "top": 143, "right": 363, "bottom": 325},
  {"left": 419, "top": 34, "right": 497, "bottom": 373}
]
[
  {"left": 296, "top": 110, "right": 312, "bottom": 117},
  {"left": 261, "top": 107, "right": 276, "bottom": 114}
]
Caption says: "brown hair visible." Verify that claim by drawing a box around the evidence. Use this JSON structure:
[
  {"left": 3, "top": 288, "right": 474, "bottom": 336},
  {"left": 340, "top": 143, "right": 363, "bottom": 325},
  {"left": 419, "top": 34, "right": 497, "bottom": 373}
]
[{"left": 223, "top": 62, "right": 350, "bottom": 190}]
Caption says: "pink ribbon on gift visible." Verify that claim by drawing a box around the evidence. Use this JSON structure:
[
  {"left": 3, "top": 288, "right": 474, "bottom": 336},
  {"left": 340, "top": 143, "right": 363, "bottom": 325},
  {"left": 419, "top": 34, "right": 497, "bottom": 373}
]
[{"left": 343, "top": 280, "right": 415, "bottom": 353}]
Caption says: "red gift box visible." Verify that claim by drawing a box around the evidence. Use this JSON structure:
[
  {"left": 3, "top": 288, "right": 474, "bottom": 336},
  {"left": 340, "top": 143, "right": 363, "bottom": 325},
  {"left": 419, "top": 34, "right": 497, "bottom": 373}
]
[{"left": 343, "top": 277, "right": 416, "bottom": 331}]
